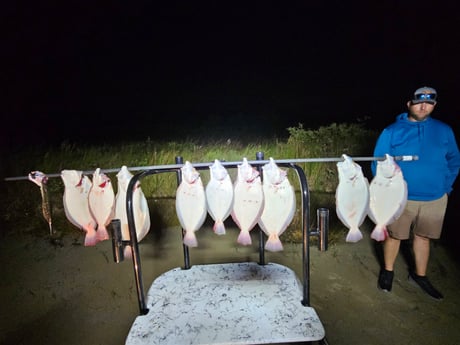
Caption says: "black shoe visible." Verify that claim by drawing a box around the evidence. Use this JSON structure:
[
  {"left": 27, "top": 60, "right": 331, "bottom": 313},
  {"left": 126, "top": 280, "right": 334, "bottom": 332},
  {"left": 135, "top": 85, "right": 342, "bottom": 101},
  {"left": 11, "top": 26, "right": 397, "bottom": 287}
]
[
  {"left": 408, "top": 271, "right": 444, "bottom": 300},
  {"left": 378, "top": 269, "right": 394, "bottom": 292}
]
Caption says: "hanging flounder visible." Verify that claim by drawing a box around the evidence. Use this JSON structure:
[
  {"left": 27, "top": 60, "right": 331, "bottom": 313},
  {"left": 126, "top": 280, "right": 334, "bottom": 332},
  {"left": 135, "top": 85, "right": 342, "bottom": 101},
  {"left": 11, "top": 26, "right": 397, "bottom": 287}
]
[
  {"left": 28, "top": 171, "right": 53, "bottom": 235},
  {"left": 231, "top": 158, "right": 264, "bottom": 246},
  {"left": 115, "top": 166, "right": 151, "bottom": 258},
  {"left": 176, "top": 161, "right": 207, "bottom": 247},
  {"left": 88, "top": 168, "right": 115, "bottom": 243},
  {"left": 335, "top": 154, "right": 370, "bottom": 243},
  {"left": 258, "top": 158, "right": 296, "bottom": 252},
  {"left": 61, "top": 170, "right": 98, "bottom": 246},
  {"left": 205, "top": 159, "right": 234, "bottom": 235},
  {"left": 368, "top": 154, "right": 408, "bottom": 241}
]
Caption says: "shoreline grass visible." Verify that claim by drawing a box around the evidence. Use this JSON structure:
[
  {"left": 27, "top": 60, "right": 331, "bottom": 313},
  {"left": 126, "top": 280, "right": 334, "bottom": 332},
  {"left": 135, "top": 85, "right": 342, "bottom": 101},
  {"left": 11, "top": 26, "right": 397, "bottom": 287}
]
[{"left": 1, "top": 122, "right": 379, "bottom": 244}]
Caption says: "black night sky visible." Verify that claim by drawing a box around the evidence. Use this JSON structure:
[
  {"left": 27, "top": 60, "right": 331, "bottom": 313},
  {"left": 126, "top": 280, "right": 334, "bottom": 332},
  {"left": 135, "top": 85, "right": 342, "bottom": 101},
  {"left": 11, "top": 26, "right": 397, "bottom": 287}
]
[{"left": 3, "top": 2, "right": 460, "bottom": 148}]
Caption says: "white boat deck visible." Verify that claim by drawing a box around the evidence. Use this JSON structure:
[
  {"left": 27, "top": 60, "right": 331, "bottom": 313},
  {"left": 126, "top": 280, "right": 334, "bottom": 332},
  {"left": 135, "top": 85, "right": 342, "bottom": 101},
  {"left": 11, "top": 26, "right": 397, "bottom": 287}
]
[{"left": 125, "top": 262, "right": 325, "bottom": 345}]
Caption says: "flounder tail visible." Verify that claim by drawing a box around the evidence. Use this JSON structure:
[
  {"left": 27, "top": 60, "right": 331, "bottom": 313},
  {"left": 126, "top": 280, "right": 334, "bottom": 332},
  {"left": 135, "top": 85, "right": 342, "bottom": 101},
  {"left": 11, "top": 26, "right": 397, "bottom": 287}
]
[
  {"left": 213, "top": 220, "right": 226, "bottom": 235},
  {"left": 265, "top": 233, "right": 284, "bottom": 252},
  {"left": 96, "top": 226, "right": 110, "bottom": 242},
  {"left": 84, "top": 226, "right": 98, "bottom": 246},
  {"left": 370, "top": 225, "right": 388, "bottom": 242},
  {"left": 346, "top": 227, "right": 363, "bottom": 243},
  {"left": 183, "top": 231, "right": 198, "bottom": 248},
  {"left": 237, "top": 230, "right": 252, "bottom": 246}
]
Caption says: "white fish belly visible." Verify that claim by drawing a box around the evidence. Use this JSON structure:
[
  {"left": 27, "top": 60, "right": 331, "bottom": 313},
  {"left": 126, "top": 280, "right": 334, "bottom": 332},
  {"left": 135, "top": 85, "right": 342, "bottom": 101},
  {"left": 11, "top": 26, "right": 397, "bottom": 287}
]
[
  {"left": 259, "top": 181, "right": 296, "bottom": 236},
  {"left": 134, "top": 189, "right": 151, "bottom": 242},
  {"left": 176, "top": 182, "right": 207, "bottom": 231},
  {"left": 89, "top": 188, "right": 115, "bottom": 226},
  {"left": 205, "top": 179, "right": 234, "bottom": 222},
  {"left": 335, "top": 178, "right": 369, "bottom": 229},
  {"left": 63, "top": 189, "right": 94, "bottom": 229},
  {"left": 115, "top": 187, "right": 150, "bottom": 242},
  {"left": 369, "top": 175, "right": 407, "bottom": 225},
  {"left": 115, "top": 188, "right": 130, "bottom": 240},
  {"left": 232, "top": 181, "right": 264, "bottom": 232}
]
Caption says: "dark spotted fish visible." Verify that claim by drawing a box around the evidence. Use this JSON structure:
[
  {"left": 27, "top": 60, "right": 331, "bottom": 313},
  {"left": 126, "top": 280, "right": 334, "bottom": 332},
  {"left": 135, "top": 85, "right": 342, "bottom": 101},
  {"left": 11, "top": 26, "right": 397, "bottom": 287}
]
[{"left": 28, "top": 171, "right": 53, "bottom": 235}]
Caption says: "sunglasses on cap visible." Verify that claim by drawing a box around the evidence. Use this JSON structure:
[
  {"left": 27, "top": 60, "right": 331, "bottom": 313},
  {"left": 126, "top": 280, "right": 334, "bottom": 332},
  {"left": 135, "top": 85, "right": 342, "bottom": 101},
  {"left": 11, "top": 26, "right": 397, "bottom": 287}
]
[{"left": 414, "top": 93, "right": 437, "bottom": 102}]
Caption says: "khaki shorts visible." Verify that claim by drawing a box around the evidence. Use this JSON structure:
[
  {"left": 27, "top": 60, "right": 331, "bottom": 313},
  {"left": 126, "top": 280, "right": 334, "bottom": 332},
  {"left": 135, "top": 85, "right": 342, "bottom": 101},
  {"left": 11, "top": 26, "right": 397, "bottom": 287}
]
[{"left": 387, "top": 194, "right": 448, "bottom": 240}]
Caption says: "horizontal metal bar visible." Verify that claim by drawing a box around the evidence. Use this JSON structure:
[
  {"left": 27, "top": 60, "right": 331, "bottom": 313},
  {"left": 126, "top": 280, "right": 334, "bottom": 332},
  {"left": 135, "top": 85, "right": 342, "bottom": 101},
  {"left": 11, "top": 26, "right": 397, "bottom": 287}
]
[{"left": 3, "top": 155, "right": 418, "bottom": 181}]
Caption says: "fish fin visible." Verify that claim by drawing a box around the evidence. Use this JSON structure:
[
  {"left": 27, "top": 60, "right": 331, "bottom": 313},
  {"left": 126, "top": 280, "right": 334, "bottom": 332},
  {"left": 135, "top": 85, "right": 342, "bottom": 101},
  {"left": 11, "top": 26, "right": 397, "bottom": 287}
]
[
  {"left": 183, "top": 231, "right": 198, "bottom": 247},
  {"left": 96, "top": 226, "right": 110, "bottom": 242},
  {"left": 84, "top": 227, "right": 98, "bottom": 246},
  {"left": 237, "top": 230, "right": 252, "bottom": 246},
  {"left": 264, "top": 234, "right": 284, "bottom": 252},
  {"left": 213, "top": 220, "right": 226, "bottom": 235},
  {"left": 345, "top": 228, "right": 363, "bottom": 243},
  {"left": 370, "top": 225, "right": 388, "bottom": 242}
]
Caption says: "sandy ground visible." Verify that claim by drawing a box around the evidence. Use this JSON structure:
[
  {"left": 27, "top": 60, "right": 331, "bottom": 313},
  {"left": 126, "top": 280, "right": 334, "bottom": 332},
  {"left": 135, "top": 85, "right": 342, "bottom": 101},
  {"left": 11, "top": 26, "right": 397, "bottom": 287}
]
[{"left": 1, "top": 223, "right": 460, "bottom": 345}]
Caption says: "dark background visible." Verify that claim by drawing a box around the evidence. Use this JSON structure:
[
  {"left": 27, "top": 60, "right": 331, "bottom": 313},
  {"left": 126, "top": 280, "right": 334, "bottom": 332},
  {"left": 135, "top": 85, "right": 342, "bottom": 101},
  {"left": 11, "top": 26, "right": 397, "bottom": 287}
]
[
  {"left": 2, "top": 2, "right": 460, "bottom": 251},
  {"left": 3, "top": 2, "right": 460, "bottom": 146}
]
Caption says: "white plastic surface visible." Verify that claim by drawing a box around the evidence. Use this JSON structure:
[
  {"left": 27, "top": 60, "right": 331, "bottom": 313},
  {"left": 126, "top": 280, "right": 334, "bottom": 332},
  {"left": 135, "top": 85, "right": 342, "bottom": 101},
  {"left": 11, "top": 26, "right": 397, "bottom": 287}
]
[{"left": 126, "top": 262, "right": 325, "bottom": 345}]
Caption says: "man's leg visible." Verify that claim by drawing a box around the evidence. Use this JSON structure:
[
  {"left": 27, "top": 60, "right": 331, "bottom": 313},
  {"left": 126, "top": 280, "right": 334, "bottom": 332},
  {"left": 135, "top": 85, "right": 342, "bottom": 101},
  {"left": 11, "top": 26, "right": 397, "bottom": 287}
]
[
  {"left": 409, "top": 234, "right": 443, "bottom": 300},
  {"left": 378, "top": 236, "right": 401, "bottom": 291},
  {"left": 384, "top": 236, "right": 401, "bottom": 271},
  {"left": 413, "top": 234, "right": 430, "bottom": 276}
]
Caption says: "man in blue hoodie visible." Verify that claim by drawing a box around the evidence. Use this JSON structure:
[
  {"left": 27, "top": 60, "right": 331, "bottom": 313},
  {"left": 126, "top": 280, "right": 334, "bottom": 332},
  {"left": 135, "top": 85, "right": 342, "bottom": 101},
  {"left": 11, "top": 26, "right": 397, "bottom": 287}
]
[{"left": 372, "top": 86, "right": 460, "bottom": 300}]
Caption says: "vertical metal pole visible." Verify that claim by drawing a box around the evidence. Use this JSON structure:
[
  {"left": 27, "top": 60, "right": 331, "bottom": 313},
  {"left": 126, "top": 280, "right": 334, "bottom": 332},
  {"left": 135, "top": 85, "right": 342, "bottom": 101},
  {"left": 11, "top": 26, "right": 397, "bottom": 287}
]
[
  {"left": 317, "top": 208, "right": 329, "bottom": 251},
  {"left": 290, "top": 164, "right": 311, "bottom": 306},
  {"left": 127, "top": 172, "right": 149, "bottom": 315},
  {"left": 256, "top": 151, "right": 265, "bottom": 265},
  {"left": 175, "top": 156, "right": 191, "bottom": 270}
]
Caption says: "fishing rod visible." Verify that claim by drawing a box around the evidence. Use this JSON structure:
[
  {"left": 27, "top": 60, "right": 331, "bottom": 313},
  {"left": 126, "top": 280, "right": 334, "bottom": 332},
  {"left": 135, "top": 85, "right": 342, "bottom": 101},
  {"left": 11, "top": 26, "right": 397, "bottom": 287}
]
[{"left": 3, "top": 154, "right": 418, "bottom": 182}]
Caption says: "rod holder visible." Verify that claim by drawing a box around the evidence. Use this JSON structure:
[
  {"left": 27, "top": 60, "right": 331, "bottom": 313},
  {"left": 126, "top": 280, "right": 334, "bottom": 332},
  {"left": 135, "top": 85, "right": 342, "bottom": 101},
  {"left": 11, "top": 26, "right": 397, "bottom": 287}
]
[
  {"left": 317, "top": 208, "right": 329, "bottom": 251},
  {"left": 110, "top": 219, "right": 124, "bottom": 263}
]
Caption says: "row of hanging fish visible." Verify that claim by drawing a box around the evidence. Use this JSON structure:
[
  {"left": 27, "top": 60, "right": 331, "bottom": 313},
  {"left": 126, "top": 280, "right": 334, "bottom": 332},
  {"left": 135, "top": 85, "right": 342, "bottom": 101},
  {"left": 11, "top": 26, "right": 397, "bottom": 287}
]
[
  {"left": 57, "top": 167, "right": 149, "bottom": 252},
  {"left": 335, "top": 154, "right": 408, "bottom": 243},
  {"left": 176, "top": 157, "right": 296, "bottom": 252},
  {"left": 28, "top": 158, "right": 296, "bottom": 252}
]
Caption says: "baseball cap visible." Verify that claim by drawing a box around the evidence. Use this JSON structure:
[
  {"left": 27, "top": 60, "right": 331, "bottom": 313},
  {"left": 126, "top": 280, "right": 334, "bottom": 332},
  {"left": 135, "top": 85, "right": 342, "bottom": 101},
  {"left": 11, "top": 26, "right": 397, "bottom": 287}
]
[{"left": 412, "top": 86, "right": 437, "bottom": 104}]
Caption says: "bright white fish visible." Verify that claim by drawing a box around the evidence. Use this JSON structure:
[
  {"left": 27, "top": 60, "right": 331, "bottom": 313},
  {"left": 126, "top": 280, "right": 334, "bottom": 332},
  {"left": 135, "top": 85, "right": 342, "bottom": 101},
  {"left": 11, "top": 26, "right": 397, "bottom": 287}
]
[
  {"left": 335, "top": 154, "right": 370, "bottom": 243},
  {"left": 61, "top": 170, "right": 98, "bottom": 246},
  {"left": 368, "top": 154, "right": 408, "bottom": 241},
  {"left": 258, "top": 158, "right": 296, "bottom": 252},
  {"left": 88, "top": 168, "right": 115, "bottom": 243},
  {"left": 205, "top": 159, "right": 234, "bottom": 235},
  {"left": 231, "top": 158, "right": 264, "bottom": 245},
  {"left": 28, "top": 171, "right": 53, "bottom": 235},
  {"left": 175, "top": 161, "right": 207, "bottom": 247},
  {"left": 115, "top": 166, "right": 151, "bottom": 258}
]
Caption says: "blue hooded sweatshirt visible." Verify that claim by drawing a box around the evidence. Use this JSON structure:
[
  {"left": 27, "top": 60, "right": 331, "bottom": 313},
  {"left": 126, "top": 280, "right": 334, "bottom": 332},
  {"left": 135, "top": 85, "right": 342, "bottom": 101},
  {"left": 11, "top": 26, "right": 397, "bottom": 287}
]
[{"left": 372, "top": 113, "right": 460, "bottom": 201}]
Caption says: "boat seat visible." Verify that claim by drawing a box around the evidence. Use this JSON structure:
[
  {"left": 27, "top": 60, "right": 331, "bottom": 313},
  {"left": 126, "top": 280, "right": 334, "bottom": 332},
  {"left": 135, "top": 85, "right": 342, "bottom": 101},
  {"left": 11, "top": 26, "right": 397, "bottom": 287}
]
[{"left": 126, "top": 262, "right": 325, "bottom": 344}]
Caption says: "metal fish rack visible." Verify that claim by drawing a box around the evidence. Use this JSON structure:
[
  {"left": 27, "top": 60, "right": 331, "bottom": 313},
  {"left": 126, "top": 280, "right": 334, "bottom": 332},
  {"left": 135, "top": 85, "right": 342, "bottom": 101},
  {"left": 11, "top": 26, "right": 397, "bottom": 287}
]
[{"left": 3, "top": 154, "right": 418, "bottom": 182}]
